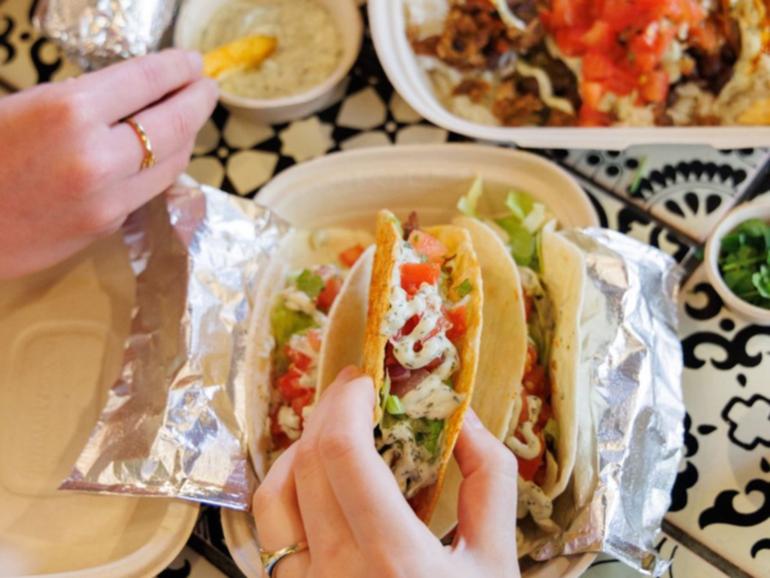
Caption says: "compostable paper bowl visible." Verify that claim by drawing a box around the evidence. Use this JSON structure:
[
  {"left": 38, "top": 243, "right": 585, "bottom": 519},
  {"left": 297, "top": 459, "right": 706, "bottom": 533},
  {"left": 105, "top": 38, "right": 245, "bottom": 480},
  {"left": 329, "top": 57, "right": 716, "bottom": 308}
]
[
  {"left": 0, "top": 235, "right": 198, "bottom": 578},
  {"left": 369, "top": 0, "right": 770, "bottom": 150},
  {"left": 174, "top": 0, "right": 362, "bottom": 125},
  {"left": 224, "top": 144, "right": 598, "bottom": 577}
]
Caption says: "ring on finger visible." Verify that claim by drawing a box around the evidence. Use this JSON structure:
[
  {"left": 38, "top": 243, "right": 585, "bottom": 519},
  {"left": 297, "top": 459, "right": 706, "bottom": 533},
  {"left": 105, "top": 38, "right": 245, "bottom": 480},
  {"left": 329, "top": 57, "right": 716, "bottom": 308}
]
[
  {"left": 260, "top": 540, "right": 309, "bottom": 577},
  {"left": 124, "top": 117, "right": 157, "bottom": 171}
]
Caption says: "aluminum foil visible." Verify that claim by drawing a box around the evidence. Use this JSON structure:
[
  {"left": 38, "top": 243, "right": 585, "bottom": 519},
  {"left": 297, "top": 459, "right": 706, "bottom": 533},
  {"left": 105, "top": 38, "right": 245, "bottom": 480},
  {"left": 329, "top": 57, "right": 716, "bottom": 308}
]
[
  {"left": 34, "top": 0, "right": 178, "bottom": 70},
  {"left": 528, "top": 229, "right": 684, "bottom": 576},
  {"left": 60, "top": 180, "right": 288, "bottom": 509}
]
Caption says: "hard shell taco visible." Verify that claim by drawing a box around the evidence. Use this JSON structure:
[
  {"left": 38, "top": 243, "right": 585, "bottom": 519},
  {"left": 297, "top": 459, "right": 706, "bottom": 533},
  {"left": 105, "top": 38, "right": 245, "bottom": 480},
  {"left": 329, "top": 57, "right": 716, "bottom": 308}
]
[{"left": 357, "top": 210, "right": 484, "bottom": 524}]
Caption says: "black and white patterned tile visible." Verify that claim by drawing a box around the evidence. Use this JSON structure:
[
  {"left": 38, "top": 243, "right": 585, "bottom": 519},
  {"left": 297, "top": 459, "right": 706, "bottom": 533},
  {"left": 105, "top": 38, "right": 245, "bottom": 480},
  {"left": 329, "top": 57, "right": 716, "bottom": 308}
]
[
  {"left": 0, "top": 0, "right": 78, "bottom": 89},
  {"left": 549, "top": 147, "right": 769, "bottom": 243},
  {"left": 666, "top": 267, "right": 770, "bottom": 576}
]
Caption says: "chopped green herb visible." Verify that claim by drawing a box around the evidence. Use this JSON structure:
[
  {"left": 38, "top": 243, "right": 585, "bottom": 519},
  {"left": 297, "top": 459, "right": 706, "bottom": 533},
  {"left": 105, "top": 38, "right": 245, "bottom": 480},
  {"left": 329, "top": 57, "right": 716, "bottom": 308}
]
[
  {"left": 718, "top": 218, "right": 770, "bottom": 309},
  {"left": 456, "top": 278, "right": 473, "bottom": 298},
  {"left": 413, "top": 418, "right": 444, "bottom": 457},
  {"left": 385, "top": 394, "right": 406, "bottom": 415},
  {"left": 270, "top": 300, "right": 316, "bottom": 348},
  {"left": 457, "top": 176, "right": 484, "bottom": 217},
  {"left": 295, "top": 269, "right": 324, "bottom": 299}
]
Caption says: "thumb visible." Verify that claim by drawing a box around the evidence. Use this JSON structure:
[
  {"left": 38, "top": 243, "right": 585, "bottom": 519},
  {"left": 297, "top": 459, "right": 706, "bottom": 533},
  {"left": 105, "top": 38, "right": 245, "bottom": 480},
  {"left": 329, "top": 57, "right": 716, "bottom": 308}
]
[{"left": 453, "top": 409, "right": 519, "bottom": 561}]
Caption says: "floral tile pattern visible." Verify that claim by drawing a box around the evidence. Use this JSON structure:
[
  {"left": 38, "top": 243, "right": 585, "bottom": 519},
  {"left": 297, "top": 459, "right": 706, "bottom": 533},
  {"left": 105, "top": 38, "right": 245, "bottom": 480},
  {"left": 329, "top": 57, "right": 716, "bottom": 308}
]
[
  {"left": 2, "top": 0, "right": 769, "bottom": 577},
  {"left": 548, "top": 147, "right": 770, "bottom": 242}
]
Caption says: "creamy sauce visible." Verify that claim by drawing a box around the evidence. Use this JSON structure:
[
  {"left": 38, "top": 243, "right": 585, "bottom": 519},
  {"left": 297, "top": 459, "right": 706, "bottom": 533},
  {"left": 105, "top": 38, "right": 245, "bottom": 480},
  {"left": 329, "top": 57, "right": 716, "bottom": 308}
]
[
  {"left": 377, "top": 236, "right": 463, "bottom": 498},
  {"left": 506, "top": 395, "right": 543, "bottom": 460},
  {"left": 401, "top": 374, "right": 462, "bottom": 420},
  {"left": 200, "top": 0, "right": 342, "bottom": 99},
  {"left": 518, "top": 478, "right": 559, "bottom": 533}
]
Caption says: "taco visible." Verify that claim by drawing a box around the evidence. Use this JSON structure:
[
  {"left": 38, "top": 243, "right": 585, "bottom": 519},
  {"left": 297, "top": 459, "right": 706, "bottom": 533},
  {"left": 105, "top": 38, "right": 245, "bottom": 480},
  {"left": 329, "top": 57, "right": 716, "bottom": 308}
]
[
  {"left": 247, "top": 229, "right": 372, "bottom": 480},
  {"left": 432, "top": 183, "right": 588, "bottom": 554},
  {"left": 361, "top": 210, "right": 483, "bottom": 523}
]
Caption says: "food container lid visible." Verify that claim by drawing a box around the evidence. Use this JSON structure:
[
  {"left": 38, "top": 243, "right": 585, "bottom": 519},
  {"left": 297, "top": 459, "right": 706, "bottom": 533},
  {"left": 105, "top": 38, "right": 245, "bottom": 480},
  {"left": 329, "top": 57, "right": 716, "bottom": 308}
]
[{"left": 0, "top": 235, "right": 198, "bottom": 578}]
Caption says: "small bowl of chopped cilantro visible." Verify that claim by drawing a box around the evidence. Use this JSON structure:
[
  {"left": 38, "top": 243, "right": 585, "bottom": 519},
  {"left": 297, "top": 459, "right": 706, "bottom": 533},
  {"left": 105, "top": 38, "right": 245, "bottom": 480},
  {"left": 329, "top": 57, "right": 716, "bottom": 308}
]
[{"left": 705, "top": 197, "right": 770, "bottom": 323}]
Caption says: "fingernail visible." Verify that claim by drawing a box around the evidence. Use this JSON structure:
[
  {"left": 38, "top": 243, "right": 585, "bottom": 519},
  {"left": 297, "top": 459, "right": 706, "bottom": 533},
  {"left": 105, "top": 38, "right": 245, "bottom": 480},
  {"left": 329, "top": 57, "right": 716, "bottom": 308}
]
[
  {"left": 186, "top": 50, "right": 203, "bottom": 73},
  {"left": 464, "top": 408, "right": 483, "bottom": 429}
]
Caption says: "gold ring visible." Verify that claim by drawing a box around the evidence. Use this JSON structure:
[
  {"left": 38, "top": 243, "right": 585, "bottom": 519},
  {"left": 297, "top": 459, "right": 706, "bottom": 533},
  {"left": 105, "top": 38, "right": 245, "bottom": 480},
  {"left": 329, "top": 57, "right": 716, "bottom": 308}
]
[
  {"left": 125, "top": 117, "right": 156, "bottom": 171},
  {"left": 260, "top": 540, "right": 308, "bottom": 577}
]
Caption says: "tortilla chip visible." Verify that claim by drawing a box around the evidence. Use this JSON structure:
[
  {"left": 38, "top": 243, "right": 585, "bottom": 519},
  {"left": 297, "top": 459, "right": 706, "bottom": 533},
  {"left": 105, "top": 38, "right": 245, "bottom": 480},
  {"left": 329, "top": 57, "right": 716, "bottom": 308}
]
[{"left": 363, "top": 210, "right": 483, "bottom": 524}]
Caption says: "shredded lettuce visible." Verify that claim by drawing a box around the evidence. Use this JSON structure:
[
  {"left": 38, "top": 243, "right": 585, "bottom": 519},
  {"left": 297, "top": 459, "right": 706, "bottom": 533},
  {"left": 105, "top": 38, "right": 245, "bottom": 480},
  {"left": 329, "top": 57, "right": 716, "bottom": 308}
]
[
  {"left": 413, "top": 418, "right": 444, "bottom": 457},
  {"left": 270, "top": 300, "right": 316, "bottom": 349},
  {"left": 457, "top": 176, "right": 484, "bottom": 217},
  {"left": 505, "top": 191, "right": 534, "bottom": 221},
  {"left": 496, "top": 216, "right": 536, "bottom": 267},
  {"left": 456, "top": 278, "right": 473, "bottom": 298},
  {"left": 386, "top": 394, "right": 406, "bottom": 416},
  {"left": 295, "top": 269, "right": 324, "bottom": 299}
]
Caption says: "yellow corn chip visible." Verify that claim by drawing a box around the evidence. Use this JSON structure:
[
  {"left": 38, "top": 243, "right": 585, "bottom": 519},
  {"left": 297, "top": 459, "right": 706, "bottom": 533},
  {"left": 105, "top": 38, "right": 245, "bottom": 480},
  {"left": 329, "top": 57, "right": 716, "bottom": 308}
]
[{"left": 203, "top": 35, "right": 277, "bottom": 79}]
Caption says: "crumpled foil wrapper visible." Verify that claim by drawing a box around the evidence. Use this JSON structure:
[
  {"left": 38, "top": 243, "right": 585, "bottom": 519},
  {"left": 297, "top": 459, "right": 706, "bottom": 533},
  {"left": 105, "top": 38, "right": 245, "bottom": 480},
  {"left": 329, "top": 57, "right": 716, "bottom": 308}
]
[
  {"left": 528, "top": 229, "right": 684, "bottom": 576},
  {"left": 34, "top": 0, "right": 177, "bottom": 70},
  {"left": 60, "top": 180, "right": 288, "bottom": 509}
]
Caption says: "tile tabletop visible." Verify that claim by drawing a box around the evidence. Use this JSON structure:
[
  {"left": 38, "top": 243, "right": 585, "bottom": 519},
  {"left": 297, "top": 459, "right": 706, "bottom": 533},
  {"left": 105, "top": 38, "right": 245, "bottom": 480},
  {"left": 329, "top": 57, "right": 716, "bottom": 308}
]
[{"left": 1, "top": 0, "right": 768, "bottom": 577}]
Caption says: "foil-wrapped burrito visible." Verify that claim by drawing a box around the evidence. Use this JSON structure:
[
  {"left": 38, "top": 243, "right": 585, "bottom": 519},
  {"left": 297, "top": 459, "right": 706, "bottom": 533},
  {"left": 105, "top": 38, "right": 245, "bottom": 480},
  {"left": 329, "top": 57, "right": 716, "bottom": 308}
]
[
  {"left": 61, "top": 180, "right": 288, "bottom": 509},
  {"left": 34, "top": 0, "right": 178, "bottom": 69}
]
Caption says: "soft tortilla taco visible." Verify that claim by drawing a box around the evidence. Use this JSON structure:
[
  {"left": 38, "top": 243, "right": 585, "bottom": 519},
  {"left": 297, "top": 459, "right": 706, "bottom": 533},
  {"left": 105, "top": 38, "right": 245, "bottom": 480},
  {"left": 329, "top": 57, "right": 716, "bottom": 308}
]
[
  {"left": 247, "top": 229, "right": 372, "bottom": 480},
  {"left": 432, "top": 183, "right": 588, "bottom": 554},
  {"left": 360, "top": 210, "right": 483, "bottom": 523}
]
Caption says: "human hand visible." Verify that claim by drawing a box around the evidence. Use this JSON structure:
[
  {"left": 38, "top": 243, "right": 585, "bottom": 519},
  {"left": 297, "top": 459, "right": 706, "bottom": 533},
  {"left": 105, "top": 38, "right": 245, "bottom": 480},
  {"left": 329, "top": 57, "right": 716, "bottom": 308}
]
[
  {"left": 252, "top": 367, "right": 521, "bottom": 578},
  {"left": 0, "top": 49, "right": 217, "bottom": 279}
]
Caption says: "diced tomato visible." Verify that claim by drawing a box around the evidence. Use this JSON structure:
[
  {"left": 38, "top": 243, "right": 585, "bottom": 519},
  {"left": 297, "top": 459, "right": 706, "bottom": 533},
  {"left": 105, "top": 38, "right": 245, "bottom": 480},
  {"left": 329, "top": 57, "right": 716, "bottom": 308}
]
[
  {"left": 515, "top": 429, "right": 546, "bottom": 482},
  {"left": 578, "top": 107, "right": 612, "bottom": 127},
  {"left": 398, "top": 315, "right": 421, "bottom": 338},
  {"left": 400, "top": 262, "right": 441, "bottom": 295},
  {"left": 269, "top": 409, "right": 293, "bottom": 450},
  {"left": 316, "top": 276, "right": 342, "bottom": 313},
  {"left": 519, "top": 394, "right": 529, "bottom": 426},
  {"left": 286, "top": 346, "right": 312, "bottom": 373},
  {"left": 290, "top": 389, "right": 315, "bottom": 419},
  {"left": 523, "top": 363, "right": 547, "bottom": 397},
  {"left": 446, "top": 305, "right": 467, "bottom": 343},
  {"left": 277, "top": 368, "right": 304, "bottom": 401},
  {"left": 581, "top": 81, "right": 604, "bottom": 111},
  {"left": 524, "top": 343, "right": 538, "bottom": 376},
  {"left": 408, "top": 231, "right": 448, "bottom": 264},
  {"left": 537, "top": 400, "right": 553, "bottom": 429},
  {"left": 306, "top": 328, "right": 322, "bottom": 353},
  {"left": 518, "top": 454, "right": 545, "bottom": 482},
  {"left": 581, "top": 20, "right": 612, "bottom": 51},
  {"left": 640, "top": 70, "right": 669, "bottom": 104},
  {"left": 523, "top": 293, "right": 534, "bottom": 322},
  {"left": 339, "top": 245, "right": 365, "bottom": 268}
]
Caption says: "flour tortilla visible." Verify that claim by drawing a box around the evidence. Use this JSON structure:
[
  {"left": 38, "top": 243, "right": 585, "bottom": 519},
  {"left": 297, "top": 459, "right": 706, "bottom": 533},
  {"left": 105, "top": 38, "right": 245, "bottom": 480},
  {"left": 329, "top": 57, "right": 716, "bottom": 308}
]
[
  {"left": 360, "top": 210, "right": 484, "bottom": 524},
  {"left": 246, "top": 229, "right": 374, "bottom": 481}
]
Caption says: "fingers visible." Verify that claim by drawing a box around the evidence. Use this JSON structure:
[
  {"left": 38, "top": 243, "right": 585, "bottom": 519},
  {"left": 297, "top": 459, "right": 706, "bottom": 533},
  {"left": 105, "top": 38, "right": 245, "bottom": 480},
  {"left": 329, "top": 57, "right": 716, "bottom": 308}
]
[
  {"left": 108, "top": 77, "right": 218, "bottom": 180},
  {"left": 453, "top": 409, "right": 519, "bottom": 560},
  {"left": 104, "top": 143, "right": 194, "bottom": 217},
  {"left": 81, "top": 49, "right": 206, "bottom": 123},
  {"left": 252, "top": 444, "right": 310, "bottom": 578},
  {"left": 293, "top": 418, "right": 357, "bottom": 557},
  {"left": 307, "top": 369, "right": 434, "bottom": 552}
]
